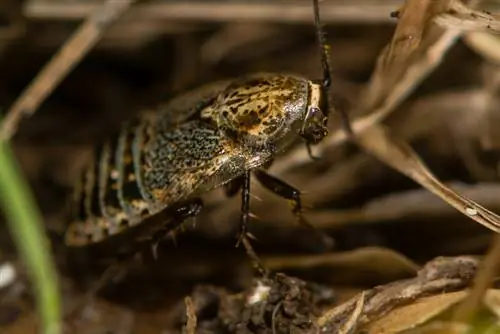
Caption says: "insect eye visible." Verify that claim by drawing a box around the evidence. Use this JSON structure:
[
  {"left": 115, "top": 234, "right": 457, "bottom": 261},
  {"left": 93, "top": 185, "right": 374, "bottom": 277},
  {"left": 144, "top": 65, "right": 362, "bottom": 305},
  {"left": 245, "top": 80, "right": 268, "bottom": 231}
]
[
  {"left": 308, "top": 107, "right": 321, "bottom": 119},
  {"left": 307, "top": 107, "right": 325, "bottom": 125}
]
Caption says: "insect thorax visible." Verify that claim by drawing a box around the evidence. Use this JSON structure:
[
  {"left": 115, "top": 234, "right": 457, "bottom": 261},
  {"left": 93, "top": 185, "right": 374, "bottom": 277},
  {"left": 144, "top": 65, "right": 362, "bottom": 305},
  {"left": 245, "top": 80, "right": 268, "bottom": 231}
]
[{"left": 200, "top": 73, "right": 310, "bottom": 151}]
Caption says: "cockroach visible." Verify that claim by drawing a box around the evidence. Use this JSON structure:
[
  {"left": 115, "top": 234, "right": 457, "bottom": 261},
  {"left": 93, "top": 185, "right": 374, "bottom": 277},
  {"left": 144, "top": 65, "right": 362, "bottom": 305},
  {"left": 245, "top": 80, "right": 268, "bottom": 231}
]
[{"left": 64, "top": 0, "right": 352, "bottom": 270}]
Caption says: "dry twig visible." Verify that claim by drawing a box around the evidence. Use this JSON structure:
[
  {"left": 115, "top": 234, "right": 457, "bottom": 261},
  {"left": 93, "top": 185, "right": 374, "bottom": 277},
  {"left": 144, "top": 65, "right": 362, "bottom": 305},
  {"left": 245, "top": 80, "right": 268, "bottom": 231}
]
[
  {"left": 0, "top": 0, "right": 137, "bottom": 141},
  {"left": 317, "top": 256, "right": 479, "bottom": 333}
]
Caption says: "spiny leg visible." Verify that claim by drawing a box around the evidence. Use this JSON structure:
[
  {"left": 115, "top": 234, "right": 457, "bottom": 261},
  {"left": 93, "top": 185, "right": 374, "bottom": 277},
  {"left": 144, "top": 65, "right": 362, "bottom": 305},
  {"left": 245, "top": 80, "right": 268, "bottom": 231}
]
[
  {"left": 235, "top": 171, "right": 267, "bottom": 276},
  {"left": 66, "top": 198, "right": 204, "bottom": 318},
  {"left": 150, "top": 198, "right": 203, "bottom": 260},
  {"left": 224, "top": 160, "right": 273, "bottom": 199},
  {"left": 253, "top": 169, "right": 334, "bottom": 249}
]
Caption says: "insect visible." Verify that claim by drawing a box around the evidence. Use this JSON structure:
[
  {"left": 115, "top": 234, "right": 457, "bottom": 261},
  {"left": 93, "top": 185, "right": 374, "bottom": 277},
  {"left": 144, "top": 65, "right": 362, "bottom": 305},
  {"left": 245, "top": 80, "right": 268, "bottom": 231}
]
[{"left": 64, "top": 0, "right": 352, "bottom": 270}]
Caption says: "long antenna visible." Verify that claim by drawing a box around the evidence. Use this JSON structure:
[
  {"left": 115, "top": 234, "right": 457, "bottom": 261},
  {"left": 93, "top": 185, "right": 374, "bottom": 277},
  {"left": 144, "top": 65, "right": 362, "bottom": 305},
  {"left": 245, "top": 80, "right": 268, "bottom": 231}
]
[
  {"left": 313, "top": 0, "right": 331, "bottom": 89},
  {"left": 312, "top": 0, "right": 353, "bottom": 135}
]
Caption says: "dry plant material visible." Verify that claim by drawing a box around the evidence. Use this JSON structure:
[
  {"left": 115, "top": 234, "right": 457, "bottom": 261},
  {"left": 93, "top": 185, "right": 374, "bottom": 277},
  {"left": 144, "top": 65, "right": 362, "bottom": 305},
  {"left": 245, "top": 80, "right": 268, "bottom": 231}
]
[
  {"left": 336, "top": 291, "right": 366, "bottom": 334},
  {"left": 0, "top": 0, "right": 137, "bottom": 141},
  {"left": 434, "top": 1, "right": 500, "bottom": 33},
  {"left": 272, "top": 0, "right": 468, "bottom": 173},
  {"left": 357, "top": 124, "right": 500, "bottom": 232},
  {"left": 24, "top": 0, "right": 401, "bottom": 24},
  {"left": 160, "top": 0, "right": 500, "bottom": 234},
  {"left": 182, "top": 296, "right": 197, "bottom": 334},
  {"left": 272, "top": 0, "right": 500, "bottom": 175},
  {"left": 477, "top": 63, "right": 500, "bottom": 152},
  {"left": 262, "top": 246, "right": 420, "bottom": 285},
  {"left": 402, "top": 290, "right": 500, "bottom": 333},
  {"left": 309, "top": 182, "right": 500, "bottom": 230},
  {"left": 164, "top": 273, "right": 337, "bottom": 334},
  {"left": 317, "top": 256, "right": 479, "bottom": 333},
  {"left": 453, "top": 234, "right": 500, "bottom": 323},
  {"left": 200, "top": 23, "right": 290, "bottom": 64},
  {"left": 365, "top": 291, "right": 469, "bottom": 334},
  {"left": 405, "top": 322, "right": 469, "bottom": 334},
  {"left": 465, "top": 32, "right": 500, "bottom": 64}
]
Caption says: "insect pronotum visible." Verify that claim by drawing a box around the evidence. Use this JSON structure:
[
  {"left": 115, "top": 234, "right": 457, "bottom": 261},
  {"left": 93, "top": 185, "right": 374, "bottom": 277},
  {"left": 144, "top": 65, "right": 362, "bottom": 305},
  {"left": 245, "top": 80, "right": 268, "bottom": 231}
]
[{"left": 64, "top": 0, "right": 352, "bottom": 271}]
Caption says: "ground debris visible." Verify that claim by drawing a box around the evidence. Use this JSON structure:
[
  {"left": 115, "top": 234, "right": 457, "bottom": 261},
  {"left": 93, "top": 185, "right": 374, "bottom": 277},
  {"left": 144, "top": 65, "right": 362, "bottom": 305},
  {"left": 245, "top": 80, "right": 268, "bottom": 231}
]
[
  {"left": 167, "top": 273, "right": 335, "bottom": 334},
  {"left": 318, "top": 256, "right": 479, "bottom": 333}
]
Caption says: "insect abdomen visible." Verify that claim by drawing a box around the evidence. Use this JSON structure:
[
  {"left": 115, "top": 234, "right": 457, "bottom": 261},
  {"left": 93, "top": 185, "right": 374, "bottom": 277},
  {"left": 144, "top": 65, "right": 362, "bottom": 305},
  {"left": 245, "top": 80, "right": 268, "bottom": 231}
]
[{"left": 65, "top": 117, "right": 157, "bottom": 247}]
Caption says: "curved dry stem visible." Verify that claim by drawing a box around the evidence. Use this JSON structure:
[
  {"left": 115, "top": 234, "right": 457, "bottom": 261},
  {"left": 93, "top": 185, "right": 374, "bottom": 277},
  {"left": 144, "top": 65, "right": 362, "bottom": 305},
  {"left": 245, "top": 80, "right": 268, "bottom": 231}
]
[
  {"left": 0, "top": 0, "right": 137, "bottom": 141},
  {"left": 357, "top": 124, "right": 500, "bottom": 233}
]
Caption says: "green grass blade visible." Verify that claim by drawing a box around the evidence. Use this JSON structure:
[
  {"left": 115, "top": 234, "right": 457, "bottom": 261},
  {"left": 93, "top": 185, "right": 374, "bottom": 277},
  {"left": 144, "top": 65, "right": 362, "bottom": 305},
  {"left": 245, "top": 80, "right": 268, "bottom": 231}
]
[{"left": 0, "top": 140, "right": 62, "bottom": 334}]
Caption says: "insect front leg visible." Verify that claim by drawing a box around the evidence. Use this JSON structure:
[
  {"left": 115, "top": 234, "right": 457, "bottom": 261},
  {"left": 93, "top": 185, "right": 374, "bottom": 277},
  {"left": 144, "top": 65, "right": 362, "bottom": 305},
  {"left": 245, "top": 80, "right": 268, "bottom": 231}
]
[{"left": 253, "top": 169, "right": 334, "bottom": 249}]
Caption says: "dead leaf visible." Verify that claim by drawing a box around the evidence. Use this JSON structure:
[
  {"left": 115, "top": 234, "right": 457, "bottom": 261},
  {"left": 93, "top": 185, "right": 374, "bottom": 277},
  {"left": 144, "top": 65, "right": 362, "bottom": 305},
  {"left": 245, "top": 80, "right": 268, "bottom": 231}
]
[
  {"left": 364, "top": 291, "right": 468, "bottom": 334},
  {"left": 317, "top": 256, "right": 479, "bottom": 333},
  {"left": 263, "top": 246, "right": 420, "bottom": 285}
]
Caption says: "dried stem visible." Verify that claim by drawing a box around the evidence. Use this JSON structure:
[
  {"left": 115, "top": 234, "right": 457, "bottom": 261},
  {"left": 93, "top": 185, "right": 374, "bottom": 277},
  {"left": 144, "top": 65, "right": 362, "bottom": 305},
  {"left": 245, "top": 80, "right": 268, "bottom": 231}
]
[
  {"left": 272, "top": 0, "right": 487, "bottom": 174},
  {"left": 24, "top": 0, "right": 402, "bottom": 24},
  {"left": 452, "top": 233, "right": 500, "bottom": 323},
  {"left": 357, "top": 124, "right": 500, "bottom": 233},
  {"left": 317, "top": 256, "right": 479, "bottom": 332},
  {"left": 183, "top": 296, "right": 197, "bottom": 334},
  {"left": 0, "top": 0, "right": 137, "bottom": 141}
]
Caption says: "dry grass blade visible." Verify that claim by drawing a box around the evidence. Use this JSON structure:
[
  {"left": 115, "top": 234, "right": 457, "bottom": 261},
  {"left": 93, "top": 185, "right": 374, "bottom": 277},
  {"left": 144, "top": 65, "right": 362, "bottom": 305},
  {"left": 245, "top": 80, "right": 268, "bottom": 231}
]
[
  {"left": 434, "top": 0, "right": 500, "bottom": 33},
  {"left": 24, "top": 0, "right": 403, "bottom": 23},
  {"left": 366, "top": 291, "right": 469, "bottom": 334},
  {"left": 406, "top": 321, "right": 469, "bottom": 334},
  {"left": 263, "top": 246, "right": 419, "bottom": 277},
  {"left": 200, "top": 23, "right": 289, "bottom": 64},
  {"left": 273, "top": 0, "right": 468, "bottom": 174},
  {"left": 317, "top": 291, "right": 367, "bottom": 330},
  {"left": 452, "top": 234, "right": 500, "bottom": 323},
  {"left": 0, "top": 0, "right": 137, "bottom": 141},
  {"left": 357, "top": 124, "right": 500, "bottom": 233},
  {"left": 339, "top": 291, "right": 366, "bottom": 334},
  {"left": 308, "top": 183, "right": 500, "bottom": 230},
  {"left": 183, "top": 296, "right": 197, "bottom": 334},
  {"left": 317, "top": 256, "right": 479, "bottom": 333},
  {"left": 465, "top": 32, "right": 500, "bottom": 64}
]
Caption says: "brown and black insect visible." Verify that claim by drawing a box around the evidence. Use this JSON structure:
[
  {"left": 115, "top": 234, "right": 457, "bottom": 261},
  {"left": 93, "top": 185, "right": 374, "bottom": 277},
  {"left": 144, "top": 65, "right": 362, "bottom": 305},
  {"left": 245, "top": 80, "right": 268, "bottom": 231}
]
[{"left": 64, "top": 0, "right": 352, "bottom": 268}]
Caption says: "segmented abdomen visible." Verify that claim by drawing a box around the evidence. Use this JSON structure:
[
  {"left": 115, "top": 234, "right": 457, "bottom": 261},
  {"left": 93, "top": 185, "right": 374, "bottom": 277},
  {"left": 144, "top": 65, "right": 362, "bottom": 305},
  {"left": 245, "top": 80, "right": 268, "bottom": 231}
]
[{"left": 65, "top": 116, "right": 157, "bottom": 247}]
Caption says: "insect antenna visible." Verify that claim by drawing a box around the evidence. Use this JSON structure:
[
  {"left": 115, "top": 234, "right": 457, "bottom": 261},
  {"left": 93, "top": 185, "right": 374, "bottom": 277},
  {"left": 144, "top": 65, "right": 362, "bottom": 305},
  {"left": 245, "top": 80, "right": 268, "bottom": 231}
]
[
  {"left": 313, "top": 0, "right": 331, "bottom": 91},
  {"left": 312, "top": 0, "right": 353, "bottom": 137}
]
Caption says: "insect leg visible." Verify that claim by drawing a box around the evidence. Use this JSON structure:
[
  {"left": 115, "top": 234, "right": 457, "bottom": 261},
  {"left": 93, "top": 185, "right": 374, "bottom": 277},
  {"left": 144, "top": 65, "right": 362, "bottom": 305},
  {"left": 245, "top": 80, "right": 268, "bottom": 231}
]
[
  {"left": 149, "top": 198, "right": 203, "bottom": 259},
  {"left": 223, "top": 175, "right": 245, "bottom": 198},
  {"left": 235, "top": 171, "right": 268, "bottom": 276},
  {"left": 224, "top": 159, "right": 274, "bottom": 198},
  {"left": 253, "top": 169, "right": 334, "bottom": 248}
]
